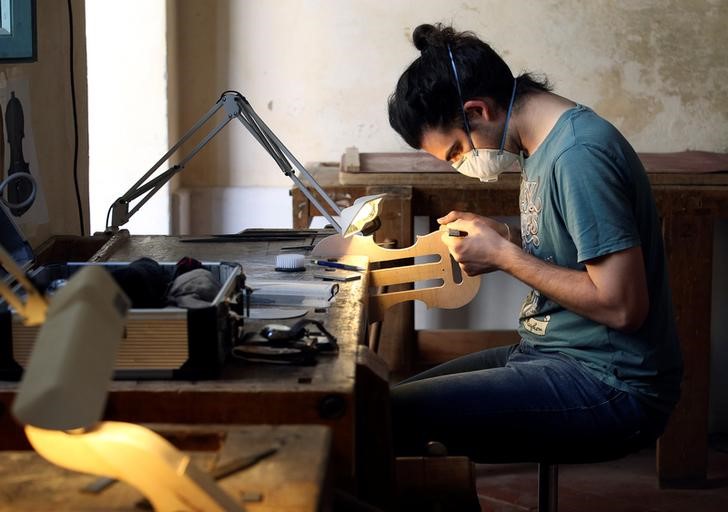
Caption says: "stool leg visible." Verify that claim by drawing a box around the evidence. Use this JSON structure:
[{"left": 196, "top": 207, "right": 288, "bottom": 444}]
[{"left": 538, "top": 463, "right": 558, "bottom": 512}]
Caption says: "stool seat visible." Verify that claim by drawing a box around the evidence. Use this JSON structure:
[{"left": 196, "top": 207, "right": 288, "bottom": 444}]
[{"left": 536, "top": 436, "right": 652, "bottom": 464}]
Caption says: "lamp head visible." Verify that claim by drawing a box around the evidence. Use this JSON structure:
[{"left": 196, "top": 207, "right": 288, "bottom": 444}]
[
  {"left": 12, "top": 266, "right": 130, "bottom": 431},
  {"left": 339, "top": 194, "right": 385, "bottom": 238}
]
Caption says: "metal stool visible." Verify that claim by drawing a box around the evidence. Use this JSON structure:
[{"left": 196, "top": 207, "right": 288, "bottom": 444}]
[
  {"left": 422, "top": 437, "right": 652, "bottom": 512},
  {"left": 538, "top": 463, "right": 559, "bottom": 512},
  {"left": 535, "top": 436, "right": 652, "bottom": 512}
]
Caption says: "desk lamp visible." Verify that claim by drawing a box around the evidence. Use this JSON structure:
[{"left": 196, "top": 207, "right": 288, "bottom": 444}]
[
  {"left": 107, "top": 90, "right": 384, "bottom": 237},
  {"left": 1, "top": 246, "right": 244, "bottom": 511}
]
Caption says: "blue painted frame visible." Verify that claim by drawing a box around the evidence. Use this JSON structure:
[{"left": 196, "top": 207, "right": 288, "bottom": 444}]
[{"left": 0, "top": 0, "right": 36, "bottom": 62}]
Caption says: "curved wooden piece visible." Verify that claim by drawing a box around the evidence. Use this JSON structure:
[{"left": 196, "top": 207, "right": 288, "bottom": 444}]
[
  {"left": 312, "top": 228, "right": 480, "bottom": 321},
  {"left": 25, "top": 422, "right": 243, "bottom": 511}
]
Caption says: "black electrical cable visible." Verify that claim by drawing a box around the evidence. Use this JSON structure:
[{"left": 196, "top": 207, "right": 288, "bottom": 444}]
[
  {"left": 105, "top": 203, "right": 113, "bottom": 232},
  {"left": 67, "top": 0, "right": 84, "bottom": 236}
]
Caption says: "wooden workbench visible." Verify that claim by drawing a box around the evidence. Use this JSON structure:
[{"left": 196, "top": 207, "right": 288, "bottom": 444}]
[
  {"left": 0, "top": 233, "right": 393, "bottom": 508},
  {"left": 0, "top": 424, "right": 331, "bottom": 512},
  {"left": 291, "top": 151, "right": 728, "bottom": 487}
]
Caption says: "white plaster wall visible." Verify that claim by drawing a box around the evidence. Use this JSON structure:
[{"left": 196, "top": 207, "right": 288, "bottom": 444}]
[
  {"left": 86, "top": 0, "right": 169, "bottom": 234},
  {"left": 186, "top": 0, "right": 727, "bottom": 189},
  {"left": 174, "top": 187, "right": 292, "bottom": 235},
  {"left": 172, "top": 0, "right": 727, "bottom": 237}
]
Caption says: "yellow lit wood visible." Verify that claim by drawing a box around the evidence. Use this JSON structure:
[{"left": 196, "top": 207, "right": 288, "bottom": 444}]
[{"left": 312, "top": 228, "right": 480, "bottom": 322}]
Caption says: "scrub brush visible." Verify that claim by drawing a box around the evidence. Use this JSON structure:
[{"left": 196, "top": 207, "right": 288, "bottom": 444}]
[{"left": 275, "top": 253, "right": 306, "bottom": 272}]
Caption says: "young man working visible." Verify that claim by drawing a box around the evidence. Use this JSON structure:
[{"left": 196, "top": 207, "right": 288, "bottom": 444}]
[{"left": 387, "top": 23, "right": 682, "bottom": 462}]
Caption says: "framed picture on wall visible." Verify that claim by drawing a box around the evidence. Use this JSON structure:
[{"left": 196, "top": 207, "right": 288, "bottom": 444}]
[{"left": 0, "top": 0, "right": 37, "bottom": 62}]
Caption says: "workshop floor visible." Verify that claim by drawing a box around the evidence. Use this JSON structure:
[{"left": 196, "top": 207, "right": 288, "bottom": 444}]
[{"left": 474, "top": 440, "right": 728, "bottom": 512}]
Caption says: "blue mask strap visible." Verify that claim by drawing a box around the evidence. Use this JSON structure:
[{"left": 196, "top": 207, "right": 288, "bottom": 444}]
[
  {"left": 498, "top": 77, "right": 518, "bottom": 154},
  {"left": 447, "top": 45, "right": 478, "bottom": 155}
]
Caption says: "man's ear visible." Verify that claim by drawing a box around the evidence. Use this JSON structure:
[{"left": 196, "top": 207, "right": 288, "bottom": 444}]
[{"left": 463, "top": 99, "right": 495, "bottom": 122}]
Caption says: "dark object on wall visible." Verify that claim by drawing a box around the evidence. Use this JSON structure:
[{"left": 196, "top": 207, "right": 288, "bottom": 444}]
[
  {"left": 0, "top": 0, "right": 37, "bottom": 62},
  {"left": 4, "top": 92, "right": 33, "bottom": 216}
]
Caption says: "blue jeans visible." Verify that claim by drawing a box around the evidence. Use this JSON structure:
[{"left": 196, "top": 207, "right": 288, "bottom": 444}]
[{"left": 390, "top": 341, "right": 670, "bottom": 463}]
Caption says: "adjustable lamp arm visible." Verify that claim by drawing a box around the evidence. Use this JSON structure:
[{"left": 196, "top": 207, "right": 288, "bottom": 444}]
[
  {"left": 107, "top": 91, "right": 344, "bottom": 232},
  {"left": 233, "top": 93, "right": 344, "bottom": 231}
]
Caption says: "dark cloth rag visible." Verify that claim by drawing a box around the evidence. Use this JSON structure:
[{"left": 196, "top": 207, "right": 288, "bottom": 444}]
[{"left": 110, "top": 257, "right": 170, "bottom": 308}]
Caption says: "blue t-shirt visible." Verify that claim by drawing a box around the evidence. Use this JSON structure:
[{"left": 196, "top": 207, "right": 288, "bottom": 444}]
[{"left": 518, "top": 104, "right": 682, "bottom": 412}]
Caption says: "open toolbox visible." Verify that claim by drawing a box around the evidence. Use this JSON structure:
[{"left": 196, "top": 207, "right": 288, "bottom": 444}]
[{"left": 0, "top": 206, "right": 246, "bottom": 380}]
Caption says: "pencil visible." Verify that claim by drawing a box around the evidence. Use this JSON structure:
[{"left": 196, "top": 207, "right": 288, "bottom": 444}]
[{"left": 312, "top": 260, "right": 365, "bottom": 272}]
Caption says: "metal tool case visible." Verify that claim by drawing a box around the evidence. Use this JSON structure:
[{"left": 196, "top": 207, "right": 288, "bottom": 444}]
[{"left": 1, "top": 207, "right": 246, "bottom": 380}]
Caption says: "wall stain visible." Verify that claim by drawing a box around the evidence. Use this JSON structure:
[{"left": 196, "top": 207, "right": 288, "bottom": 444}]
[
  {"left": 543, "top": 0, "right": 727, "bottom": 147},
  {"left": 459, "top": 2, "right": 481, "bottom": 14},
  {"left": 594, "top": 1, "right": 727, "bottom": 120},
  {"left": 626, "top": 2, "right": 724, "bottom": 105},
  {"left": 594, "top": 65, "right": 664, "bottom": 134},
  {"left": 403, "top": 26, "right": 412, "bottom": 43}
]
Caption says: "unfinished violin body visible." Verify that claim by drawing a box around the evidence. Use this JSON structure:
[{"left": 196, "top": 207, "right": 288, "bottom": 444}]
[{"left": 312, "top": 228, "right": 480, "bottom": 322}]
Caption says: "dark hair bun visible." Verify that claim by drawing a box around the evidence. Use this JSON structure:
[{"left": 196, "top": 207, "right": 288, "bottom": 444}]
[{"left": 413, "top": 24, "right": 441, "bottom": 52}]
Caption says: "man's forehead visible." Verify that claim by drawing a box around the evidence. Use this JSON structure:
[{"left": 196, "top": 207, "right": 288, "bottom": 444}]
[{"left": 421, "top": 128, "right": 462, "bottom": 161}]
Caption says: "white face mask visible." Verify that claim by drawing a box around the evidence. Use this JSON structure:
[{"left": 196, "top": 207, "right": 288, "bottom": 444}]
[{"left": 453, "top": 148, "right": 520, "bottom": 182}]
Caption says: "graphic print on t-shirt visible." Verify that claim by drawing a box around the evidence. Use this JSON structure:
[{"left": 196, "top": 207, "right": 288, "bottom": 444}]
[
  {"left": 519, "top": 174, "right": 550, "bottom": 335},
  {"left": 520, "top": 175, "right": 542, "bottom": 251}
]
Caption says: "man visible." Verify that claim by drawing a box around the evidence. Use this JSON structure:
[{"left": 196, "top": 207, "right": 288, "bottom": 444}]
[{"left": 387, "top": 23, "right": 682, "bottom": 462}]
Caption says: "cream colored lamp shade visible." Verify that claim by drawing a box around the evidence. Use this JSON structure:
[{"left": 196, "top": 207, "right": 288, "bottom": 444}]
[
  {"left": 340, "top": 193, "right": 385, "bottom": 238},
  {"left": 11, "top": 265, "right": 130, "bottom": 431}
]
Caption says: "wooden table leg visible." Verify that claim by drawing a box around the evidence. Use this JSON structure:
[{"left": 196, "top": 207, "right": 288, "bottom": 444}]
[
  {"left": 658, "top": 213, "right": 713, "bottom": 486},
  {"left": 367, "top": 187, "right": 415, "bottom": 377},
  {"left": 356, "top": 346, "right": 394, "bottom": 509},
  {"left": 291, "top": 183, "right": 417, "bottom": 375}
]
